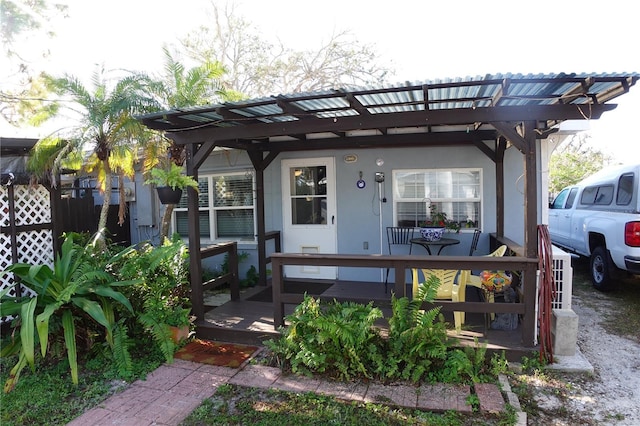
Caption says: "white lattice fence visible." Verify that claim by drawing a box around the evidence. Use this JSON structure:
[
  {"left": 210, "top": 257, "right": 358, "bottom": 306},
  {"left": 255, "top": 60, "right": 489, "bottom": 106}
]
[
  {"left": 1, "top": 184, "right": 53, "bottom": 324},
  {"left": 14, "top": 185, "right": 52, "bottom": 226}
]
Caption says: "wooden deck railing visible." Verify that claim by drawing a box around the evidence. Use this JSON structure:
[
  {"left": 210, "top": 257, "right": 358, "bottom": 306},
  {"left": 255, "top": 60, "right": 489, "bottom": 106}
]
[
  {"left": 260, "top": 231, "right": 281, "bottom": 285},
  {"left": 270, "top": 253, "right": 539, "bottom": 346},
  {"left": 198, "top": 241, "right": 240, "bottom": 303}
]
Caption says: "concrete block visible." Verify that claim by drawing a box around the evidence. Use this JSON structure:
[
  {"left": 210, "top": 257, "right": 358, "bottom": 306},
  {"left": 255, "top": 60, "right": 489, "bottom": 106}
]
[{"left": 551, "top": 309, "right": 578, "bottom": 356}]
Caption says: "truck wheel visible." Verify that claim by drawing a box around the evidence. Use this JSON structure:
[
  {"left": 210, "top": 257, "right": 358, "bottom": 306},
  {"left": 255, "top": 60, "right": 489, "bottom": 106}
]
[{"left": 590, "top": 246, "right": 615, "bottom": 291}]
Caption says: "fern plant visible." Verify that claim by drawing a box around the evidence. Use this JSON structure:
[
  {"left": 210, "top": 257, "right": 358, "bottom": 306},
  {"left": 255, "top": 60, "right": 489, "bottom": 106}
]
[
  {"left": 265, "top": 295, "right": 384, "bottom": 380},
  {"left": 114, "top": 236, "right": 192, "bottom": 363},
  {"left": 138, "top": 312, "right": 178, "bottom": 363},
  {"left": 381, "top": 273, "right": 452, "bottom": 382}
]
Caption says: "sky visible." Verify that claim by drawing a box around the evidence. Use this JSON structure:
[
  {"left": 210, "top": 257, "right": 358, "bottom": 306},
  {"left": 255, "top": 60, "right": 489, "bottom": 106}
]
[{"left": 4, "top": 0, "right": 639, "bottom": 164}]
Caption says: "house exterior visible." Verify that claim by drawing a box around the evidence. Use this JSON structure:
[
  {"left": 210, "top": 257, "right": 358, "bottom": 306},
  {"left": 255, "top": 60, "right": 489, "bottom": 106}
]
[{"left": 130, "top": 72, "right": 638, "bottom": 350}]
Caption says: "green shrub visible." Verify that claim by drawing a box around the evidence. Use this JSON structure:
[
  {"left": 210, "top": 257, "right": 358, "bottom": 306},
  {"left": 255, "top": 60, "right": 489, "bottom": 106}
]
[
  {"left": 265, "top": 274, "right": 508, "bottom": 385},
  {"left": 265, "top": 296, "right": 384, "bottom": 380},
  {"left": 114, "top": 236, "right": 192, "bottom": 362},
  {"left": 380, "top": 274, "right": 451, "bottom": 382},
  {"left": 0, "top": 234, "right": 139, "bottom": 392}
]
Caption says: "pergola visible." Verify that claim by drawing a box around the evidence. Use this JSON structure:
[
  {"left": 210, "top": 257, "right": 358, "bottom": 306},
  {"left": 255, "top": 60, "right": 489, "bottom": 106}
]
[{"left": 138, "top": 72, "right": 638, "bottom": 346}]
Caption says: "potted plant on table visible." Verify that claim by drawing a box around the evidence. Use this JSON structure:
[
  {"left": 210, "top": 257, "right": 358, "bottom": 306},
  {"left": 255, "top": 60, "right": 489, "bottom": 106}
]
[{"left": 419, "top": 205, "right": 460, "bottom": 241}]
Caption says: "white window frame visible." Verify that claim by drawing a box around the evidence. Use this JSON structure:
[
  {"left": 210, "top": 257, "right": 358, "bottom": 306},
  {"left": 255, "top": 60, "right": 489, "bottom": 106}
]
[
  {"left": 173, "top": 171, "right": 256, "bottom": 243},
  {"left": 392, "top": 168, "right": 482, "bottom": 230}
]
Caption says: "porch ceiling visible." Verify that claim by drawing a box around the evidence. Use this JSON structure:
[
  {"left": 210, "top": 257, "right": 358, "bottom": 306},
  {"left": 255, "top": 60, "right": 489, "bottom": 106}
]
[{"left": 137, "top": 72, "right": 638, "bottom": 152}]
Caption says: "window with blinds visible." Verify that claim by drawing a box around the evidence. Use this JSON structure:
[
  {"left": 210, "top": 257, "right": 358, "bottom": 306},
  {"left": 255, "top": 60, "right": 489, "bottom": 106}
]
[
  {"left": 174, "top": 172, "right": 255, "bottom": 240},
  {"left": 393, "top": 169, "right": 482, "bottom": 229}
]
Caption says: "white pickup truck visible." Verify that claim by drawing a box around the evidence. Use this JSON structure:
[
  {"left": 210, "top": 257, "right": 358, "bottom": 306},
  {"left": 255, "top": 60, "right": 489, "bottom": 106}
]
[{"left": 548, "top": 163, "right": 640, "bottom": 290}]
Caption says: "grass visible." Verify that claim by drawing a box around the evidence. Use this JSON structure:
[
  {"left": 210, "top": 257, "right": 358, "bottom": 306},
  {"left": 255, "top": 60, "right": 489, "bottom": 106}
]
[
  {"left": 181, "top": 384, "right": 515, "bottom": 426},
  {"left": 0, "top": 339, "right": 165, "bottom": 426}
]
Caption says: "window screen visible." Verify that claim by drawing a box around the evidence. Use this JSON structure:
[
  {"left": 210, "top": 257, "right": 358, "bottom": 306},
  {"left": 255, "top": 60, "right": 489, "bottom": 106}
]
[
  {"left": 173, "top": 172, "right": 255, "bottom": 240},
  {"left": 393, "top": 169, "right": 481, "bottom": 228}
]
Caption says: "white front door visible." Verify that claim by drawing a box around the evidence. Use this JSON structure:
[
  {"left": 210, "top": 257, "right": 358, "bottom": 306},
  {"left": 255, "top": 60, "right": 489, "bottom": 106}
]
[{"left": 281, "top": 157, "right": 337, "bottom": 279}]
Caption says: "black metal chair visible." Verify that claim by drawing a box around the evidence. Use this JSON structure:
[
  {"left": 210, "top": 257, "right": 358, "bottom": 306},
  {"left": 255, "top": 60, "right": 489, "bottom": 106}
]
[
  {"left": 469, "top": 229, "right": 481, "bottom": 256},
  {"left": 384, "top": 227, "right": 414, "bottom": 293}
]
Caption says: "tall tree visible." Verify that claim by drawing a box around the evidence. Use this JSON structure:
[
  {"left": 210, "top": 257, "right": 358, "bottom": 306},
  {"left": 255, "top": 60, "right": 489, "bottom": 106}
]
[
  {"left": 1, "top": 0, "right": 67, "bottom": 56},
  {"left": 549, "top": 133, "right": 612, "bottom": 195},
  {"left": 1, "top": 0, "right": 68, "bottom": 124},
  {"left": 180, "top": 1, "right": 392, "bottom": 98},
  {"left": 145, "top": 47, "right": 229, "bottom": 241},
  {"left": 29, "top": 67, "right": 159, "bottom": 246}
]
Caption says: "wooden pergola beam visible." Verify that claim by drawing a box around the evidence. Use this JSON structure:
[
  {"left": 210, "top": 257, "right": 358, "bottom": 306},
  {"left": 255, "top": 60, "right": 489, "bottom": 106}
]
[{"left": 166, "top": 103, "right": 616, "bottom": 144}]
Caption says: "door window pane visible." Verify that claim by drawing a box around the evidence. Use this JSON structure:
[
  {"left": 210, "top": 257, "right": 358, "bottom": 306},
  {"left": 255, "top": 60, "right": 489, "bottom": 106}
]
[
  {"left": 290, "top": 166, "right": 327, "bottom": 196},
  {"left": 291, "top": 197, "right": 327, "bottom": 224}
]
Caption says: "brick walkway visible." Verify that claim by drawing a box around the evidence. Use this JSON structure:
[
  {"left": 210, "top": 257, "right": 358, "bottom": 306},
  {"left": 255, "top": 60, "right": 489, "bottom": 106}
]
[{"left": 68, "top": 348, "right": 510, "bottom": 426}]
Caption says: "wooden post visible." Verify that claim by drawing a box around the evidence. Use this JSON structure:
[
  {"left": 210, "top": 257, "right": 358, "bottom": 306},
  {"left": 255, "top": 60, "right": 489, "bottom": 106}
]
[
  {"left": 496, "top": 137, "right": 507, "bottom": 239},
  {"left": 272, "top": 257, "right": 284, "bottom": 328},
  {"left": 521, "top": 121, "right": 538, "bottom": 347},
  {"left": 186, "top": 143, "right": 204, "bottom": 320}
]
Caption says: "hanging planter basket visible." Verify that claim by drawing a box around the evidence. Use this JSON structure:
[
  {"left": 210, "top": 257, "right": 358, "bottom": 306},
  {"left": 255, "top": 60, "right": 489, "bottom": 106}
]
[{"left": 156, "top": 186, "right": 183, "bottom": 204}]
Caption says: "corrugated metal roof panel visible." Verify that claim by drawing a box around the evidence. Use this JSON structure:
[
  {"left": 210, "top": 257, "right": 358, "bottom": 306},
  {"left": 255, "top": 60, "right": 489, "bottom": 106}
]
[{"left": 136, "top": 72, "right": 639, "bottom": 133}]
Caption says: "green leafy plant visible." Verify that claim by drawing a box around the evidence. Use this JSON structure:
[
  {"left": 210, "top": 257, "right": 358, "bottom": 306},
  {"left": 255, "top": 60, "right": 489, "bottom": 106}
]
[
  {"left": 432, "top": 339, "right": 494, "bottom": 384},
  {"left": 419, "top": 204, "right": 461, "bottom": 232},
  {"left": 381, "top": 274, "right": 451, "bottom": 382},
  {"left": 0, "top": 235, "right": 139, "bottom": 392},
  {"left": 520, "top": 352, "right": 548, "bottom": 374},
  {"left": 115, "top": 236, "right": 192, "bottom": 362},
  {"left": 466, "top": 393, "right": 480, "bottom": 412},
  {"left": 490, "top": 351, "right": 510, "bottom": 378},
  {"left": 209, "top": 252, "right": 260, "bottom": 289},
  {"left": 264, "top": 274, "right": 511, "bottom": 386},
  {"left": 265, "top": 296, "right": 384, "bottom": 380},
  {"left": 144, "top": 163, "right": 199, "bottom": 191}
]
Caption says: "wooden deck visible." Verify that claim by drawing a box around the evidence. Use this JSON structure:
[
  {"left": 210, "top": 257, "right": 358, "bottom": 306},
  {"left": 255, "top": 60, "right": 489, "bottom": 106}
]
[{"left": 195, "top": 279, "right": 537, "bottom": 361}]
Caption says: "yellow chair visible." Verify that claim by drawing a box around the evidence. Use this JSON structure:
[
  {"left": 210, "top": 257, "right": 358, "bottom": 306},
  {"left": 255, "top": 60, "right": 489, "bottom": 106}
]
[
  {"left": 465, "top": 244, "right": 508, "bottom": 289},
  {"left": 411, "top": 268, "right": 464, "bottom": 333}
]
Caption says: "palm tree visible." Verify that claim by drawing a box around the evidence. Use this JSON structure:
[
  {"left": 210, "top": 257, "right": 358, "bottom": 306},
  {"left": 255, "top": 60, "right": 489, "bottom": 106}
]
[
  {"left": 30, "top": 67, "right": 159, "bottom": 246},
  {"left": 146, "top": 47, "right": 229, "bottom": 241}
]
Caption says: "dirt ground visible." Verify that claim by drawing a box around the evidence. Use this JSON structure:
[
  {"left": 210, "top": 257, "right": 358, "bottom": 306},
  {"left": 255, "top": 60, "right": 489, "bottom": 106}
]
[{"left": 520, "top": 258, "right": 640, "bottom": 425}]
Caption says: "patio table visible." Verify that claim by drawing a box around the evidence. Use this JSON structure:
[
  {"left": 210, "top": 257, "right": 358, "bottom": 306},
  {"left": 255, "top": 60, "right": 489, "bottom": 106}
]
[{"left": 410, "top": 237, "right": 460, "bottom": 255}]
